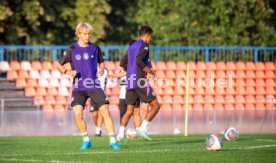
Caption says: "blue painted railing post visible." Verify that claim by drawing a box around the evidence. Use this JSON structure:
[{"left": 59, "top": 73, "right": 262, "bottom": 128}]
[
  {"left": 0, "top": 48, "right": 3, "bottom": 61},
  {"left": 53, "top": 49, "right": 57, "bottom": 61},
  {"left": 254, "top": 48, "right": 258, "bottom": 63},
  {"left": 104, "top": 47, "right": 109, "bottom": 61},
  {"left": 155, "top": 47, "right": 159, "bottom": 62},
  {"left": 205, "top": 47, "right": 209, "bottom": 63}
]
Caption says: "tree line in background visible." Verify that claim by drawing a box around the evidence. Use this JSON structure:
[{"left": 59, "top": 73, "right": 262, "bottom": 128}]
[{"left": 0, "top": 0, "right": 276, "bottom": 46}]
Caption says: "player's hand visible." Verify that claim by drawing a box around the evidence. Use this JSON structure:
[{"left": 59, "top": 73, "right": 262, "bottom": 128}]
[
  {"left": 65, "top": 70, "right": 77, "bottom": 78},
  {"left": 97, "top": 70, "right": 103, "bottom": 77}
]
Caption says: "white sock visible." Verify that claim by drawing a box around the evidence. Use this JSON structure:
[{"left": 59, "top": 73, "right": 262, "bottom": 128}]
[
  {"left": 96, "top": 127, "right": 101, "bottom": 135},
  {"left": 135, "top": 127, "right": 140, "bottom": 131},
  {"left": 140, "top": 120, "right": 149, "bottom": 132},
  {"left": 118, "top": 126, "right": 125, "bottom": 136},
  {"left": 81, "top": 132, "right": 90, "bottom": 142},
  {"left": 109, "top": 133, "right": 116, "bottom": 144}
]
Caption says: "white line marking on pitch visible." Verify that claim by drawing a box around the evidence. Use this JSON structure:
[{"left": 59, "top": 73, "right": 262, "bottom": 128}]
[
  {"left": 0, "top": 158, "right": 95, "bottom": 163},
  {"left": 255, "top": 139, "right": 276, "bottom": 142},
  {"left": 244, "top": 144, "right": 276, "bottom": 149}
]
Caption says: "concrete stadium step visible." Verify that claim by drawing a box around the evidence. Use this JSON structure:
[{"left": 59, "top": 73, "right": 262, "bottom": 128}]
[
  {"left": 3, "top": 98, "right": 34, "bottom": 107},
  {"left": 0, "top": 79, "right": 16, "bottom": 89},
  {"left": 0, "top": 89, "right": 25, "bottom": 97},
  {"left": 2, "top": 106, "right": 40, "bottom": 111}
]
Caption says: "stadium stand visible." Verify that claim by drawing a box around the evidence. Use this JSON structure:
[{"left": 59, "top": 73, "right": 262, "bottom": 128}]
[{"left": 0, "top": 60, "right": 275, "bottom": 112}]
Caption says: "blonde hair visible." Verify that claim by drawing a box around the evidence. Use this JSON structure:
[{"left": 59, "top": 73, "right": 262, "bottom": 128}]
[{"left": 75, "top": 22, "right": 93, "bottom": 36}]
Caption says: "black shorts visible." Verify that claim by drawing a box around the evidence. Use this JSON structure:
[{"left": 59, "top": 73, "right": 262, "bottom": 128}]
[
  {"left": 119, "top": 99, "right": 140, "bottom": 120},
  {"left": 71, "top": 89, "right": 109, "bottom": 110},
  {"left": 126, "top": 86, "right": 156, "bottom": 105}
]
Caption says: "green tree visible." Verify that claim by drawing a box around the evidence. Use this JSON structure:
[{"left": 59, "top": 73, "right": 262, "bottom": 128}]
[{"left": 135, "top": 0, "right": 276, "bottom": 46}]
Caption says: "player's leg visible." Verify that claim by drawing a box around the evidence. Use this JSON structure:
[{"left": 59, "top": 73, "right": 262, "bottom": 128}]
[
  {"left": 89, "top": 89, "right": 120, "bottom": 150},
  {"left": 133, "top": 100, "right": 141, "bottom": 130},
  {"left": 136, "top": 86, "right": 160, "bottom": 140},
  {"left": 96, "top": 112, "right": 103, "bottom": 136},
  {"left": 119, "top": 99, "right": 127, "bottom": 122},
  {"left": 117, "top": 90, "right": 138, "bottom": 140},
  {"left": 71, "top": 90, "right": 91, "bottom": 150},
  {"left": 141, "top": 102, "right": 149, "bottom": 121}
]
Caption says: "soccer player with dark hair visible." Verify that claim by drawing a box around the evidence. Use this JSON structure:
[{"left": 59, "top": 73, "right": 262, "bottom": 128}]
[
  {"left": 118, "top": 25, "right": 160, "bottom": 141},
  {"left": 55, "top": 22, "right": 120, "bottom": 150}
]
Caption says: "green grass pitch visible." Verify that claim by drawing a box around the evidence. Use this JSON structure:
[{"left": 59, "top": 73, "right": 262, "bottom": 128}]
[{"left": 1, "top": 134, "right": 276, "bottom": 163}]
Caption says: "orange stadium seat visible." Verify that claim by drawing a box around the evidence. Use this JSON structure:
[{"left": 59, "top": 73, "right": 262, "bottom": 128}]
[
  {"left": 236, "top": 62, "right": 246, "bottom": 70},
  {"left": 193, "top": 104, "right": 204, "bottom": 111},
  {"left": 36, "top": 87, "right": 47, "bottom": 96},
  {"left": 54, "top": 105, "right": 67, "bottom": 111},
  {"left": 16, "top": 79, "right": 27, "bottom": 88},
  {"left": 27, "top": 79, "right": 38, "bottom": 88},
  {"left": 165, "top": 70, "right": 176, "bottom": 79},
  {"left": 25, "top": 87, "right": 36, "bottom": 97},
  {"left": 255, "top": 71, "right": 265, "bottom": 79},
  {"left": 40, "top": 70, "right": 51, "bottom": 79},
  {"left": 60, "top": 78, "right": 71, "bottom": 87},
  {"left": 174, "top": 87, "right": 185, "bottom": 95},
  {"left": 155, "top": 70, "right": 165, "bottom": 78},
  {"left": 265, "top": 62, "right": 275, "bottom": 70},
  {"left": 225, "top": 87, "right": 235, "bottom": 95},
  {"left": 205, "top": 87, "right": 215, "bottom": 95},
  {"left": 173, "top": 96, "right": 184, "bottom": 104},
  {"left": 204, "top": 95, "right": 215, "bottom": 104},
  {"left": 56, "top": 96, "right": 68, "bottom": 105},
  {"left": 255, "top": 87, "right": 266, "bottom": 95},
  {"left": 245, "top": 95, "right": 255, "bottom": 104},
  {"left": 206, "top": 62, "right": 216, "bottom": 70},
  {"left": 20, "top": 61, "right": 32, "bottom": 71},
  {"left": 246, "top": 87, "right": 255, "bottom": 95},
  {"left": 216, "top": 62, "right": 226, "bottom": 71},
  {"left": 0, "top": 61, "right": 10, "bottom": 72},
  {"left": 246, "top": 71, "right": 255, "bottom": 78},
  {"left": 266, "top": 87, "right": 275, "bottom": 95},
  {"left": 42, "top": 105, "right": 54, "bottom": 112},
  {"left": 255, "top": 95, "right": 266, "bottom": 104},
  {"left": 29, "top": 70, "right": 40, "bottom": 79},
  {"left": 10, "top": 61, "right": 20, "bottom": 70},
  {"left": 236, "top": 70, "right": 246, "bottom": 78},
  {"left": 245, "top": 62, "right": 255, "bottom": 70},
  {"left": 34, "top": 96, "right": 45, "bottom": 106},
  {"left": 176, "top": 62, "right": 186, "bottom": 70},
  {"left": 38, "top": 78, "right": 49, "bottom": 87},
  {"left": 51, "top": 70, "right": 61, "bottom": 78},
  {"left": 235, "top": 95, "right": 245, "bottom": 104},
  {"left": 216, "top": 70, "right": 226, "bottom": 78},
  {"left": 42, "top": 61, "right": 53, "bottom": 70},
  {"left": 255, "top": 62, "right": 265, "bottom": 71},
  {"left": 265, "top": 71, "right": 275, "bottom": 78},
  {"left": 196, "top": 70, "right": 206, "bottom": 78},
  {"left": 235, "top": 87, "right": 246, "bottom": 95},
  {"left": 255, "top": 79, "right": 265, "bottom": 87},
  {"left": 226, "top": 70, "right": 236, "bottom": 78},
  {"left": 156, "top": 61, "right": 166, "bottom": 70},
  {"left": 265, "top": 79, "right": 275, "bottom": 87},
  {"left": 226, "top": 62, "right": 236, "bottom": 70},
  {"left": 31, "top": 61, "right": 42, "bottom": 70},
  {"left": 187, "top": 62, "right": 196, "bottom": 71},
  {"left": 44, "top": 96, "right": 56, "bottom": 105},
  {"left": 215, "top": 87, "right": 225, "bottom": 95},
  {"left": 18, "top": 70, "right": 29, "bottom": 79},
  {"left": 166, "top": 61, "right": 176, "bottom": 70},
  {"left": 225, "top": 95, "right": 235, "bottom": 104},
  {"left": 214, "top": 95, "right": 224, "bottom": 104},
  {"left": 194, "top": 87, "right": 205, "bottom": 95},
  {"left": 235, "top": 79, "right": 245, "bottom": 87},
  {"left": 193, "top": 95, "right": 204, "bottom": 104},
  {"left": 47, "top": 88, "right": 58, "bottom": 96},
  {"left": 150, "top": 62, "right": 156, "bottom": 70},
  {"left": 196, "top": 62, "right": 206, "bottom": 70},
  {"left": 7, "top": 70, "right": 18, "bottom": 80},
  {"left": 245, "top": 79, "right": 255, "bottom": 87},
  {"left": 58, "top": 87, "right": 70, "bottom": 96},
  {"left": 162, "top": 95, "right": 173, "bottom": 104}
]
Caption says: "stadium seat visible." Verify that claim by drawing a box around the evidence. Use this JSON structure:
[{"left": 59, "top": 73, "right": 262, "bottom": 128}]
[
  {"left": 166, "top": 61, "right": 176, "bottom": 70},
  {"left": 160, "top": 104, "right": 172, "bottom": 110},
  {"left": 216, "top": 62, "right": 226, "bottom": 71},
  {"left": 236, "top": 70, "right": 246, "bottom": 78},
  {"left": 266, "top": 87, "right": 275, "bottom": 95},
  {"left": 206, "top": 62, "right": 216, "bottom": 70},
  {"left": 42, "top": 105, "right": 54, "bottom": 112},
  {"left": 156, "top": 61, "right": 166, "bottom": 70},
  {"left": 204, "top": 95, "right": 215, "bottom": 104},
  {"left": 48, "top": 78, "right": 60, "bottom": 87},
  {"left": 16, "top": 79, "right": 27, "bottom": 88},
  {"left": 44, "top": 96, "right": 56, "bottom": 105},
  {"left": 173, "top": 96, "right": 184, "bottom": 104},
  {"left": 51, "top": 70, "right": 61, "bottom": 78},
  {"left": 236, "top": 62, "right": 246, "bottom": 70},
  {"left": 151, "top": 62, "right": 156, "bottom": 70},
  {"left": 58, "top": 87, "right": 70, "bottom": 96},
  {"left": 225, "top": 96, "right": 235, "bottom": 104},
  {"left": 60, "top": 78, "right": 71, "bottom": 87},
  {"left": 245, "top": 79, "right": 255, "bottom": 87},
  {"left": 10, "top": 61, "right": 20, "bottom": 70},
  {"left": 255, "top": 71, "right": 265, "bottom": 79},
  {"left": 165, "top": 70, "right": 176, "bottom": 79},
  {"left": 226, "top": 70, "right": 236, "bottom": 78},
  {"left": 0, "top": 61, "right": 10, "bottom": 72},
  {"left": 255, "top": 95, "right": 266, "bottom": 104},
  {"left": 265, "top": 71, "right": 275, "bottom": 78},
  {"left": 196, "top": 62, "right": 206, "bottom": 70},
  {"left": 205, "top": 87, "right": 215, "bottom": 95},
  {"left": 265, "top": 79, "right": 275, "bottom": 87},
  {"left": 245, "top": 95, "right": 255, "bottom": 104},
  {"left": 245, "top": 104, "right": 255, "bottom": 110},
  {"left": 155, "top": 88, "right": 164, "bottom": 96},
  {"left": 215, "top": 87, "right": 225, "bottom": 95},
  {"left": 216, "top": 70, "right": 226, "bottom": 78},
  {"left": 193, "top": 95, "right": 204, "bottom": 104},
  {"left": 255, "top": 62, "right": 265, "bottom": 70},
  {"left": 38, "top": 78, "right": 50, "bottom": 87},
  {"left": 245, "top": 87, "right": 255, "bottom": 95},
  {"left": 225, "top": 87, "right": 235, "bottom": 95},
  {"left": 25, "top": 87, "right": 36, "bottom": 97},
  {"left": 34, "top": 96, "right": 45, "bottom": 106},
  {"left": 18, "top": 70, "right": 29, "bottom": 79},
  {"left": 235, "top": 87, "right": 246, "bottom": 95},
  {"left": 47, "top": 88, "right": 58, "bottom": 96},
  {"left": 235, "top": 96, "right": 245, "bottom": 104},
  {"left": 214, "top": 95, "right": 224, "bottom": 104},
  {"left": 27, "top": 79, "right": 38, "bottom": 88},
  {"left": 193, "top": 104, "right": 204, "bottom": 110},
  {"left": 7, "top": 70, "right": 18, "bottom": 80},
  {"left": 226, "top": 62, "right": 236, "bottom": 70},
  {"left": 174, "top": 87, "right": 185, "bottom": 95},
  {"left": 40, "top": 70, "right": 51, "bottom": 79},
  {"left": 176, "top": 61, "right": 186, "bottom": 70},
  {"left": 265, "top": 62, "right": 275, "bottom": 70},
  {"left": 225, "top": 104, "right": 235, "bottom": 110},
  {"left": 255, "top": 79, "right": 265, "bottom": 87},
  {"left": 187, "top": 62, "right": 196, "bottom": 70},
  {"left": 165, "top": 87, "right": 174, "bottom": 95},
  {"left": 162, "top": 95, "right": 173, "bottom": 104},
  {"left": 54, "top": 105, "right": 67, "bottom": 111},
  {"left": 29, "top": 70, "right": 40, "bottom": 79},
  {"left": 21, "top": 61, "right": 32, "bottom": 70},
  {"left": 155, "top": 70, "right": 165, "bottom": 78},
  {"left": 56, "top": 96, "right": 68, "bottom": 105},
  {"left": 31, "top": 61, "right": 42, "bottom": 70},
  {"left": 245, "top": 62, "right": 255, "bottom": 70},
  {"left": 196, "top": 70, "right": 206, "bottom": 78},
  {"left": 214, "top": 104, "right": 224, "bottom": 111},
  {"left": 194, "top": 88, "right": 205, "bottom": 95},
  {"left": 255, "top": 87, "right": 266, "bottom": 95},
  {"left": 206, "top": 70, "right": 216, "bottom": 78},
  {"left": 235, "top": 79, "right": 245, "bottom": 87},
  {"left": 246, "top": 71, "right": 255, "bottom": 78},
  {"left": 42, "top": 61, "right": 53, "bottom": 70},
  {"left": 36, "top": 87, "right": 47, "bottom": 96}
]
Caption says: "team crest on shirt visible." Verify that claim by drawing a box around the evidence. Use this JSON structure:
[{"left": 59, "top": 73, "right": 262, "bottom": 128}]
[
  {"left": 63, "top": 51, "right": 66, "bottom": 56},
  {"left": 83, "top": 53, "right": 89, "bottom": 60},
  {"left": 144, "top": 47, "right": 148, "bottom": 51},
  {"left": 75, "top": 54, "right": 81, "bottom": 60},
  {"left": 91, "top": 54, "right": 94, "bottom": 58}
]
